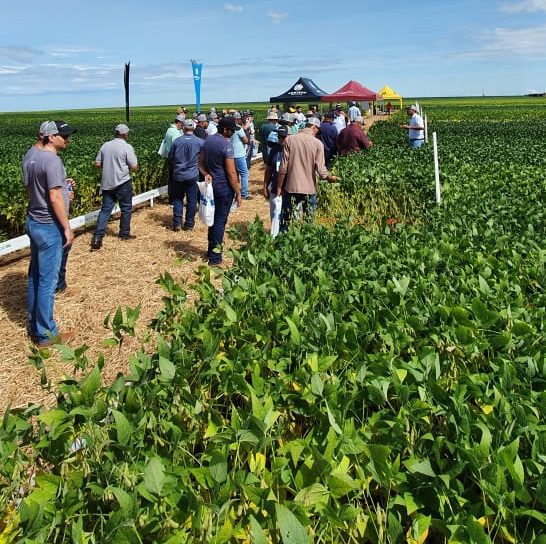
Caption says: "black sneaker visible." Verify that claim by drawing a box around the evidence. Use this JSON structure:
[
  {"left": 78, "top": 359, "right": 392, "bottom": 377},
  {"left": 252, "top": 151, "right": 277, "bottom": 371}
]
[
  {"left": 119, "top": 234, "right": 137, "bottom": 241},
  {"left": 182, "top": 225, "right": 194, "bottom": 231},
  {"left": 173, "top": 225, "right": 181, "bottom": 232},
  {"left": 91, "top": 237, "right": 102, "bottom": 250}
]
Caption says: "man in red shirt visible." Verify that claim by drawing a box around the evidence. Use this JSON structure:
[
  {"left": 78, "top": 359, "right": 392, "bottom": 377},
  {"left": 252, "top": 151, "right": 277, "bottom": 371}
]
[{"left": 336, "top": 116, "right": 373, "bottom": 156}]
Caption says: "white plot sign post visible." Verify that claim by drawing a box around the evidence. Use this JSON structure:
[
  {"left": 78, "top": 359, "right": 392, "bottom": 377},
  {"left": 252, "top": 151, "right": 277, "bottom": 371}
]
[{"left": 433, "top": 131, "right": 441, "bottom": 203}]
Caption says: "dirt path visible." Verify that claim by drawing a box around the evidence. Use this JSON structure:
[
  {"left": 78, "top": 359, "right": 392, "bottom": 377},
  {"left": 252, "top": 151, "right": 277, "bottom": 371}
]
[{"left": 0, "top": 117, "right": 382, "bottom": 413}]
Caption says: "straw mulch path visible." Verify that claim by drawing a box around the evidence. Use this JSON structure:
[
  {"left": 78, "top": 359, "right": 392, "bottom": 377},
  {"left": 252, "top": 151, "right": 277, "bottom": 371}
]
[{"left": 0, "top": 160, "right": 270, "bottom": 414}]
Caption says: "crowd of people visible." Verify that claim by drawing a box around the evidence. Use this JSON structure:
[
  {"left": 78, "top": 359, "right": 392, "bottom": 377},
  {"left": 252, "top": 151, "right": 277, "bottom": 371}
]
[{"left": 21, "top": 102, "right": 423, "bottom": 347}]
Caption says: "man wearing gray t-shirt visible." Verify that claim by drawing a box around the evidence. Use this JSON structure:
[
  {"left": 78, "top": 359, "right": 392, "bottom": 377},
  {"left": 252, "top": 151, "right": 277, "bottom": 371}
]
[
  {"left": 24, "top": 120, "right": 76, "bottom": 347},
  {"left": 91, "top": 124, "right": 138, "bottom": 250}
]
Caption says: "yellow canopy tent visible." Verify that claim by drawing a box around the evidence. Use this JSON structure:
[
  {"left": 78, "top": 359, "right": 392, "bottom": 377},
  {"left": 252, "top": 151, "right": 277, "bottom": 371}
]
[{"left": 378, "top": 85, "right": 403, "bottom": 110}]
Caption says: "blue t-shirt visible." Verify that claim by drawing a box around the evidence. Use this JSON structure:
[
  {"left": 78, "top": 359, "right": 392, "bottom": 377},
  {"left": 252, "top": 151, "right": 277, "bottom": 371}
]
[
  {"left": 168, "top": 133, "right": 204, "bottom": 181},
  {"left": 266, "top": 143, "right": 283, "bottom": 194},
  {"left": 202, "top": 133, "right": 235, "bottom": 196},
  {"left": 230, "top": 127, "right": 247, "bottom": 158}
]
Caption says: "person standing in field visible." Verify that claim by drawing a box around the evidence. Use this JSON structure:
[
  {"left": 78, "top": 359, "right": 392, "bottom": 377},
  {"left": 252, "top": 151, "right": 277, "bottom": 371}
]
[
  {"left": 400, "top": 105, "right": 425, "bottom": 148},
  {"left": 23, "top": 120, "right": 76, "bottom": 347},
  {"left": 199, "top": 116, "right": 242, "bottom": 266},
  {"left": 91, "top": 124, "right": 138, "bottom": 250},
  {"left": 333, "top": 104, "right": 348, "bottom": 134},
  {"left": 159, "top": 114, "right": 185, "bottom": 202},
  {"left": 348, "top": 101, "right": 361, "bottom": 122},
  {"left": 231, "top": 113, "right": 251, "bottom": 199},
  {"left": 168, "top": 119, "right": 204, "bottom": 231},
  {"left": 263, "top": 126, "right": 289, "bottom": 235},
  {"left": 207, "top": 111, "right": 219, "bottom": 136},
  {"left": 259, "top": 111, "right": 279, "bottom": 163},
  {"left": 336, "top": 116, "right": 373, "bottom": 156},
  {"left": 318, "top": 111, "right": 339, "bottom": 168},
  {"left": 276, "top": 117, "right": 336, "bottom": 230},
  {"left": 23, "top": 121, "right": 76, "bottom": 294},
  {"left": 194, "top": 114, "right": 209, "bottom": 140}
]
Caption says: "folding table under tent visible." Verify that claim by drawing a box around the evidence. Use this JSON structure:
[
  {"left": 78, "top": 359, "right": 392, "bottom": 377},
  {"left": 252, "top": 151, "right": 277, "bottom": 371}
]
[
  {"left": 378, "top": 85, "right": 403, "bottom": 110},
  {"left": 320, "top": 80, "right": 380, "bottom": 107},
  {"left": 269, "top": 77, "right": 328, "bottom": 109}
]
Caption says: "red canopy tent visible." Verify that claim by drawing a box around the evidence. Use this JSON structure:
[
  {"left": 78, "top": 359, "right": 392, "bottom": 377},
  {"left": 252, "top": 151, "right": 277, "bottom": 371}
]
[{"left": 320, "top": 80, "right": 380, "bottom": 103}]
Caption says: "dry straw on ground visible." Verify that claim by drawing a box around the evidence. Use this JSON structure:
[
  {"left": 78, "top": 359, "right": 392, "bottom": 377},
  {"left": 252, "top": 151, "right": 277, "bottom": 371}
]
[{"left": 0, "top": 161, "right": 270, "bottom": 413}]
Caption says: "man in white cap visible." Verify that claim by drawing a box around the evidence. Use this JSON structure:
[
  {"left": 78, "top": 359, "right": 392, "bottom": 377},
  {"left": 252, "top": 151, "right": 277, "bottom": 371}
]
[
  {"left": 91, "top": 124, "right": 138, "bottom": 249},
  {"left": 23, "top": 120, "right": 77, "bottom": 346},
  {"left": 206, "top": 111, "right": 219, "bottom": 136},
  {"left": 400, "top": 105, "right": 425, "bottom": 148}
]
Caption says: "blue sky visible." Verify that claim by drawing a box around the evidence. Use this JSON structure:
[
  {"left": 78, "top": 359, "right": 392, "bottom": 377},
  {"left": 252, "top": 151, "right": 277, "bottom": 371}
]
[{"left": 1, "top": 0, "right": 545, "bottom": 112}]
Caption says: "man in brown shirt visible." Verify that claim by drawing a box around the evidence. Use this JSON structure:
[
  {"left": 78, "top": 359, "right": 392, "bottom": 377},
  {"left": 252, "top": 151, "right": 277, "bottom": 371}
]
[
  {"left": 276, "top": 117, "right": 336, "bottom": 230},
  {"left": 337, "top": 116, "right": 373, "bottom": 156}
]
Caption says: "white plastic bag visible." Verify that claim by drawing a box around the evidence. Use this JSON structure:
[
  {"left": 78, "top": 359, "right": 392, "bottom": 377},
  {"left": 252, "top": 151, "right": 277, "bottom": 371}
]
[
  {"left": 157, "top": 139, "right": 167, "bottom": 158},
  {"left": 197, "top": 181, "right": 215, "bottom": 226},
  {"left": 270, "top": 195, "right": 283, "bottom": 238}
]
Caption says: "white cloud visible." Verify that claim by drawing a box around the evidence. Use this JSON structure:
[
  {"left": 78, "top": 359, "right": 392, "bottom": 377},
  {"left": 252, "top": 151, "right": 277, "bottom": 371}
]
[
  {"left": 224, "top": 3, "right": 243, "bottom": 12},
  {"left": 454, "top": 23, "right": 546, "bottom": 58},
  {"left": 266, "top": 10, "right": 288, "bottom": 23},
  {"left": 47, "top": 46, "right": 100, "bottom": 58},
  {"left": 501, "top": 0, "right": 546, "bottom": 12},
  {"left": 0, "top": 46, "right": 41, "bottom": 62}
]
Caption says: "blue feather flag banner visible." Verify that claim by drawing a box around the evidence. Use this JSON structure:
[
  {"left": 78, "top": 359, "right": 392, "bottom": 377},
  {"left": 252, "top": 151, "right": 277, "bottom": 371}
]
[{"left": 191, "top": 60, "right": 203, "bottom": 113}]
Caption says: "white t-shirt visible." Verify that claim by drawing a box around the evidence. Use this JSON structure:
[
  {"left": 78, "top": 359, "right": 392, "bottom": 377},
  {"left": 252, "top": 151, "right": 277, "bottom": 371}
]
[
  {"left": 409, "top": 113, "right": 424, "bottom": 140},
  {"left": 333, "top": 115, "right": 346, "bottom": 134}
]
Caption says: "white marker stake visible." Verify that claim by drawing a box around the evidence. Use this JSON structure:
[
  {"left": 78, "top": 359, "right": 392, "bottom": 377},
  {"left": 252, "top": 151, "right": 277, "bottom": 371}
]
[
  {"left": 433, "top": 131, "right": 441, "bottom": 203},
  {"left": 424, "top": 114, "right": 428, "bottom": 144}
]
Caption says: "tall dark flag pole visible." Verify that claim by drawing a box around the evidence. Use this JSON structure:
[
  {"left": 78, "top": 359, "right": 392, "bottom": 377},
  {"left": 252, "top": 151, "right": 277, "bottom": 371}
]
[{"left": 124, "top": 62, "right": 130, "bottom": 123}]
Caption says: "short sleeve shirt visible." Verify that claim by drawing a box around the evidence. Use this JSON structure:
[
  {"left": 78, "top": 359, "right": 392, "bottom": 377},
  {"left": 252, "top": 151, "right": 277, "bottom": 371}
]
[
  {"left": 202, "top": 133, "right": 235, "bottom": 196},
  {"left": 25, "top": 150, "right": 67, "bottom": 223},
  {"left": 95, "top": 138, "right": 138, "bottom": 191},
  {"left": 231, "top": 127, "right": 247, "bottom": 158},
  {"left": 409, "top": 113, "right": 424, "bottom": 140}
]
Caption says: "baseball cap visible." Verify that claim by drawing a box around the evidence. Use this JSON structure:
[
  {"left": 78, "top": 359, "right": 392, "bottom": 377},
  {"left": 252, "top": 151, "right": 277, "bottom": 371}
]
[
  {"left": 335, "top": 103, "right": 342, "bottom": 109},
  {"left": 280, "top": 112, "right": 293, "bottom": 124},
  {"left": 197, "top": 114, "right": 207, "bottom": 122},
  {"left": 39, "top": 120, "right": 53, "bottom": 136},
  {"left": 288, "top": 107, "right": 296, "bottom": 113},
  {"left": 115, "top": 123, "right": 130, "bottom": 134},
  {"left": 183, "top": 119, "right": 195, "bottom": 129},
  {"left": 233, "top": 111, "right": 242, "bottom": 119},
  {"left": 276, "top": 126, "right": 289, "bottom": 138},
  {"left": 306, "top": 117, "right": 321, "bottom": 128},
  {"left": 324, "top": 110, "right": 334, "bottom": 119},
  {"left": 175, "top": 114, "right": 186, "bottom": 122},
  {"left": 209, "top": 112, "right": 218, "bottom": 120},
  {"left": 218, "top": 116, "right": 238, "bottom": 132},
  {"left": 43, "top": 120, "right": 77, "bottom": 137},
  {"left": 408, "top": 104, "right": 418, "bottom": 112}
]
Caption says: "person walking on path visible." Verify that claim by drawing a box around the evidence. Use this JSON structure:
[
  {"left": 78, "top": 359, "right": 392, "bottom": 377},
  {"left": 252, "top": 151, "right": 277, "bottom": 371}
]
[
  {"left": 168, "top": 119, "right": 204, "bottom": 231},
  {"left": 276, "top": 117, "right": 336, "bottom": 231},
  {"left": 199, "top": 116, "right": 242, "bottom": 266},
  {"left": 400, "top": 105, "right": 425, "bottom": 148},
  {"left": 91, "top": 124, "right": 138, "bottom": 249},
  {"left": 23, "top": 120, "right": 76, "bottom": 347},
  {"left": 336, "top": 116, "right": 373, "bottom": 156}
]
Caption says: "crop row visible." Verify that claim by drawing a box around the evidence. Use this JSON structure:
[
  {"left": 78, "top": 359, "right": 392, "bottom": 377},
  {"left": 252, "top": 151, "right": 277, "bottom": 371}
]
[{"left": 1, "top": 103, "right": 546, "bottom": 542}]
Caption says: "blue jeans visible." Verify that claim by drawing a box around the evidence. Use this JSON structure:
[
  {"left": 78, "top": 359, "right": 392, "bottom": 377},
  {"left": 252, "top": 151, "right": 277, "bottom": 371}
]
[
  {"left": 281, "top": 193, "right": 317, "bottom": 233},
  {"left": 207, "top": 191, "right": 233, "bottom": 264},
  {"left": 410, "top": 139, "right": 424, "bottom": 149},
  {"left": 172, "top": 177, "right": 198, "bottom": 228},
  {"left": 26, "top": 217, "right": 63, "bottom": 342},
  {"left": 56, "top": 245, "right": 71, "bottom": 291},
  {"left": 94, "top": 180, "right": 133, "bottom": 239},
  {"left": 234, "top": 156, "right": 249, "bottom": 198}
]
